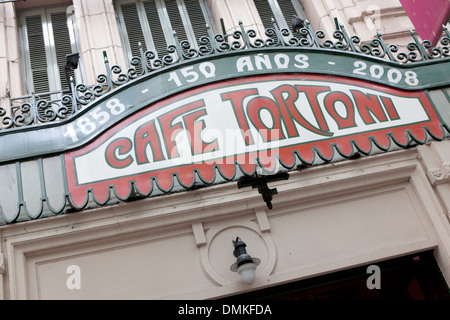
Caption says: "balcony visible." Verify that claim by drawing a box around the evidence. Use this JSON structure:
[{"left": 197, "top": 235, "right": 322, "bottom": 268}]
[{"left": 1, "top": 20, "right": 449, "bottom": 132}]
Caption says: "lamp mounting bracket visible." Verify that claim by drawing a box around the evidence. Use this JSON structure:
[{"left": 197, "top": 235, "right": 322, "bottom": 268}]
[{"left": 237, "top": 172, "right": 289, "bottom": 209}]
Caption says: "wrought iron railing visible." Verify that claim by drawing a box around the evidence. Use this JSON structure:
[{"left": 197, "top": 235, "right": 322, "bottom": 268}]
[{"left": 1, "top": 19, "right": 449, "bottom": 131}]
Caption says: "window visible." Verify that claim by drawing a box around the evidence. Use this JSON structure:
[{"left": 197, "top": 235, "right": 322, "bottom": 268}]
[
  {"left": 19, "top": 5, "right": 82, "bottom": 95},
  {"left": 253, "top": 0, "right": 307, "bottom": 33},
  {"left": 116, "top": 0, "right": 216, "bottom": 61}
]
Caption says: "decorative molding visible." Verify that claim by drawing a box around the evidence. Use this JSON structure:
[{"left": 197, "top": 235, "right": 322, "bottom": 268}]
[
  {"left": 192, "top": 222, "right": 207, "bottom": 247},
  {"left": 254, "top": 209, "right": 271, "bottom": 232},
  {"left": 427, "top": 162, "right": 450, "bottom": 186},
  {"left": 443, "top": 162, "right": 450, "bottom": 175},
  {"left": 427, "top": 168, "right": 447, "bottom": 185}
]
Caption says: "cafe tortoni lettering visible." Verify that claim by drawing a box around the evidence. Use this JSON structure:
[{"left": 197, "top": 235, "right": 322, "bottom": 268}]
[
  {"left": 105, "top": 80, "right": 403, "bottom": 169},
  {"left": 65, "top": 73, "right": 440, "bottom": 206}
]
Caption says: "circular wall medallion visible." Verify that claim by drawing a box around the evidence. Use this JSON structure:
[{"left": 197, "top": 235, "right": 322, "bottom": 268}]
[{"left": 199, "top": 218, "right": 276, "bottom": 286}]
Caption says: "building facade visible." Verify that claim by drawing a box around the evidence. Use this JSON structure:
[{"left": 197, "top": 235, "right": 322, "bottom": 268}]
[{"left": 0, "top": 0, "right": 449, "bottom": 299}]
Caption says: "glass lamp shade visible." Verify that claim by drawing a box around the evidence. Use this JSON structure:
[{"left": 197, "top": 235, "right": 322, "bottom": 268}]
[
  {"left": 231, "top": 257, "right": 261, "bottom": 284},
  {"left": 237, "top": 262, "right": 258, "bottom": 284}
]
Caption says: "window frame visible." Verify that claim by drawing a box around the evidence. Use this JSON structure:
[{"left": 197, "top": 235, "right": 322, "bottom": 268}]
[{"left": 18, "top": 5, "right": 83, "bottom": 95}]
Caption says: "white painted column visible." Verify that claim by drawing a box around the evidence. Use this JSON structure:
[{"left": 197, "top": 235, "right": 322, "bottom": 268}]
[
  {"left": 0, "top": 2, "right": 22, "bottom": 121},
  {"left": 72, "top": 0, "right": 127, "bottom": 85}
]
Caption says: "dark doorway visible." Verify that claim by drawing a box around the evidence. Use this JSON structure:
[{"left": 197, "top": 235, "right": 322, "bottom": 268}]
[{"left": 224, "top": 250, "right": 450, "bottom": 300}]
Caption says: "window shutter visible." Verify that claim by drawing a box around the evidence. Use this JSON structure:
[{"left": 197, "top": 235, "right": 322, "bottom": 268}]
[
  {"left": 143, "top": 0, "right": 168, "bottom": 56},
  {"left": 184, "top": 0, "right": 209, "bottom": 44},
  {"left": 277, "top": 0, "right": 300, "bottom": 26},
  {"left": 25, "top": 14, "right": 50, "bottom": 95},
  {"left": 50, "top": 11, "right": 73, "bottom": 91},
  {"left": 165, "top": 0, "right": 187, "bottom": 44},
  {"left": 120, "top": 2, "right": 147, "bottom": 57},
  {"left": 253, "top": 0, "right": 275, "bottom": 30}
]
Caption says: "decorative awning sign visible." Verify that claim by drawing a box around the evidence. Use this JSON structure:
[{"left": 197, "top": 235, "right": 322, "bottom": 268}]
[
  {"left": 65, "top": 73, "right": 442, "bottom": 207},
  {"left": 1, "top": 21, "right": 449, "bottom": 224}
]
